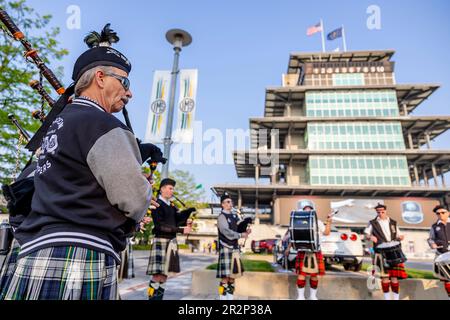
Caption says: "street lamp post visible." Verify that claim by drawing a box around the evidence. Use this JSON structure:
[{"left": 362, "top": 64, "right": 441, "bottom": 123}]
[{"left": 161, "top": 29, "right": 192, "bottom": 179}]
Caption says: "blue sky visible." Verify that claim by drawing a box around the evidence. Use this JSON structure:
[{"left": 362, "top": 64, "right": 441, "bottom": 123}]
[{"left": 25, "top": 0, "right": 450, "bottom": 200}]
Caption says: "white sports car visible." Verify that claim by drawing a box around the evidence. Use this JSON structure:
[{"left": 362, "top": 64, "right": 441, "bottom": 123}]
[{"left": 321, "top": 227, "right": 364, "bottom": 271}]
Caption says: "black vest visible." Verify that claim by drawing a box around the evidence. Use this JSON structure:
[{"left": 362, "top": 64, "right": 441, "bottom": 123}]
[
  {"left": 218, "top": 211, "right": 240, "bottom": 249},
  {"left": 431, "top": 222, "right": 450, "bottom": 254},
  {"left": 369, "top": 218, "right": 398, "bottom": 248}
]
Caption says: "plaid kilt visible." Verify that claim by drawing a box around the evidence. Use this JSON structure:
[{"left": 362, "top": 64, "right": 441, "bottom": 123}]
[
  {"left": 384, "top": 263, "right": 408, "bottom": 279},
  {"left": 146, "top": 237, "right": 179, "bottom": 276},
  {"left": 295, "top": 251, "right": 326, "bottom": 277},
  {"left": 0, "top": 239, "right": 20, "bottom": 300},
  {"left": 373, "top": 253, "right": 408, "bottom": 279},
  {"left": 4, "top": 246, "right": 118, "bottom": 300},
  {"left": 216, "top": 246, "right": 244, "bottom": 279}
]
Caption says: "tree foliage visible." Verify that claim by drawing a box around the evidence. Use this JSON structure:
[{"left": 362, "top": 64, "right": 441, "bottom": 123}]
[{"left": 0, "top": 0, "right": 68, "bottom": 185}]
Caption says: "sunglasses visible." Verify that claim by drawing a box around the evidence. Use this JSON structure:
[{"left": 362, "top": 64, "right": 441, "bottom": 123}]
[{"left": 105, "top": 72, "right": 130, "bottom": 91}]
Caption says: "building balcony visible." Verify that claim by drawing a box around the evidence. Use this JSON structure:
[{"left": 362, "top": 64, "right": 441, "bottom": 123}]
[
  {"left": 264, "top": 84, "right": 439, "bottom": 117},
  {"left": 232, "top": 149, "right": 450, "bottom": 188}
]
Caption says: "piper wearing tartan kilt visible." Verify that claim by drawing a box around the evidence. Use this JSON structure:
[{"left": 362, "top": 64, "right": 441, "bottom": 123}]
[
  {"left": 146, "top": 178, "right": 196, "bottom": 300},
  {"left": 216, "top": 193, "right": 251, "bottom": 300},
  {"left": 4, "top": 25, "right": 153, "bottom": 300},
  {"left": 364, "top": 203, "right": 408, "bottom": 300},
  {"left": 4, "top": 246, "right": 117, "bottom": 300},
  {"left": 0, "top": 161, "right": 37, "bottom": 299},
  {"left": 291, "top": 205, "right": 332, "bottom": 300},
  {"left": 0, "top": 239, "right": 20, "bottom": 300},
  {"left": 427, "top": 205, "right": 450, "bottom": 299}
]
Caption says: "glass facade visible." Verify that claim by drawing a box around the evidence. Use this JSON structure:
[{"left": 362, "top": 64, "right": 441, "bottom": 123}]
[
  {"left": 305, "top": 90, "right": 399, "bottom": 117},
  {"left": 332, "top": 73, "right": 365, "bottom": 86},
  {"left": 308, "top": 155, "right": 411, "bottom": 187},
  {"left": 307, "top": 122, "right": 406, "bottom": 150}
]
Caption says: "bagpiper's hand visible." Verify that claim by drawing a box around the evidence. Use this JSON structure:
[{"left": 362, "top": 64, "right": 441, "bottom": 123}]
[
  {"left": 398, "top": 235, "right": 405, "bottom": 241},
  {"left": 246, "top": 228, "right": 252, "bottom": 235},
  {"left": 241, "top": 232, "right": 250, "bottom": 239},
  {"left": 370, "top": 236, "right": 378, "bottom": 243},
  {"left": 142, "top": 216, "right": 152, "bottom": 224},
  {"left": 183, "top": 225, "right": 192, "bottom": 235},
  {"left": 143, "top": 172, "right": 151, "bottom": 179},
  {"left": 431, "top": 243, "right": 438, "bottom": 249},
  {"left": 150, "top": 196, "right": 159, "bottom": 210},
  {"left": 186, "top": 219, "right": 193, "bottom": 226}
]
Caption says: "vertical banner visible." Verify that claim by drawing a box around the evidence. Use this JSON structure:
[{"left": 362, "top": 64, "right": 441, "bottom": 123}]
[
  {"left": 173, "top": 69, "right": 198, "bottom": 144},
  {"left": 145, "top": 70, "right": 171, "bottom": 143}
]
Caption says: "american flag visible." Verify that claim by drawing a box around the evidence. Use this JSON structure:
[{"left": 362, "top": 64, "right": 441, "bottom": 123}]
[{"left": 307, "top": 22, "right": 323, "bottom": 36}]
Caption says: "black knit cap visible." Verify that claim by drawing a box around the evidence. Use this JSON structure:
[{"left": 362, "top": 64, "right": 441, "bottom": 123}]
[
  {"left": 220, "top": 192, "right": 231, "bottom": 204},
  {"left": 72, "top": 24, "right": 131, "bottom": 82},
  {"left": 160, "top": 178, "right": 176, "bottom": 189}
]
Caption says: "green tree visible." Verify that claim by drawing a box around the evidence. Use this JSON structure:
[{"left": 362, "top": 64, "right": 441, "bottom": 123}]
[
  {"left": 0, "top": 0, "right": 68, "bottom": 185},
  {"left": 134, "top": 168, "right": 207, "bottom": 245}
]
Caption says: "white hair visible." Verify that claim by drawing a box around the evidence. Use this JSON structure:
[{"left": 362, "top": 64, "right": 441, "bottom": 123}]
[{"left": 74, "top": 66, "right": 114, "bottom": 96}]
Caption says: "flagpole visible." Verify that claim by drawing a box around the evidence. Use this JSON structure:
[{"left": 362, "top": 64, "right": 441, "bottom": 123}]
[
  {"left": 320, "top": 19, "right": 326, "bottom": 52},
  {"left": 341, "top": 25, "right": 347, "bottom": 52}
]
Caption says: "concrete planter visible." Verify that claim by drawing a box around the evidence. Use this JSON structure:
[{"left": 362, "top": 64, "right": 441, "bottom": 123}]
[{"left": 191, "top": 270, "right": 448, "bottom": 300}]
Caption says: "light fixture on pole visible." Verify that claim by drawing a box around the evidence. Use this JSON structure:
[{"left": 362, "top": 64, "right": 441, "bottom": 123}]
[{"left": 161, "top": 29, "right": 192, "bottom": 179}]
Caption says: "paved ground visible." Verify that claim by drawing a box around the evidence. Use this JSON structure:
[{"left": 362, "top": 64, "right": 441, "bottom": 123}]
[{"left": 119, "top": 250, "right": 216, "bottom": 300}]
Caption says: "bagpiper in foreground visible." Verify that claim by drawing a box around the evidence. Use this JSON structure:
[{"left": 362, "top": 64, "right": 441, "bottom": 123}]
[{"left": 5, "top": 24, "right": 153, "bottom": 300}]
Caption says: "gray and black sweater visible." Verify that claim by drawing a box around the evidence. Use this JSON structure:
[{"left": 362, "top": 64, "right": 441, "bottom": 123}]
[
  {"left": 217, "top": 210, "right": 242, "bottom": 249},
  {"left": 14, "top": 97, "right": 152, "bottom": 263}
]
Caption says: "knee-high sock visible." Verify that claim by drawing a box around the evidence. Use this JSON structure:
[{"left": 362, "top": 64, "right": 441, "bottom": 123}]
[
  {"left": 297, "top": 279, "right": 306, "bottom": 300},
  {"left": 297, "top": 279, "right": 306, "bottom": 288},
  {"left": 391, "top": 282, "right": 400, "bottom": 300},
  {"left": 390, "top": 282, "right": 399, "bottom": 294},
  {"left": 218, "top": 282, "right": 228, "bottom": 300},
  {"left": 381, "top": 281, "right": 391, "bottom": 300},
  {"left": 445, "top": 281, "right": 450, "bottom": 298},
  {"left": 226, "top": 282, "right": 235, "bottom": 295},
  {"left": 309, "top": 279, "right": 319, "bottom": 300},
  {"left": 226, "top": 282, "right": 235, "bottom": 300},
  {"left": 148, "top": 280, "right": 165, "bottom": 300}
]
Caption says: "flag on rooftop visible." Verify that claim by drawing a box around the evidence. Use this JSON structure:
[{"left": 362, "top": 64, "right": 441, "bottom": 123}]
[
  {"left": 327, "top": 27, "right": 343, "bottom": 41},
  {"left": 307, "top": 22, "right": 323, "bottom": 36}
]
